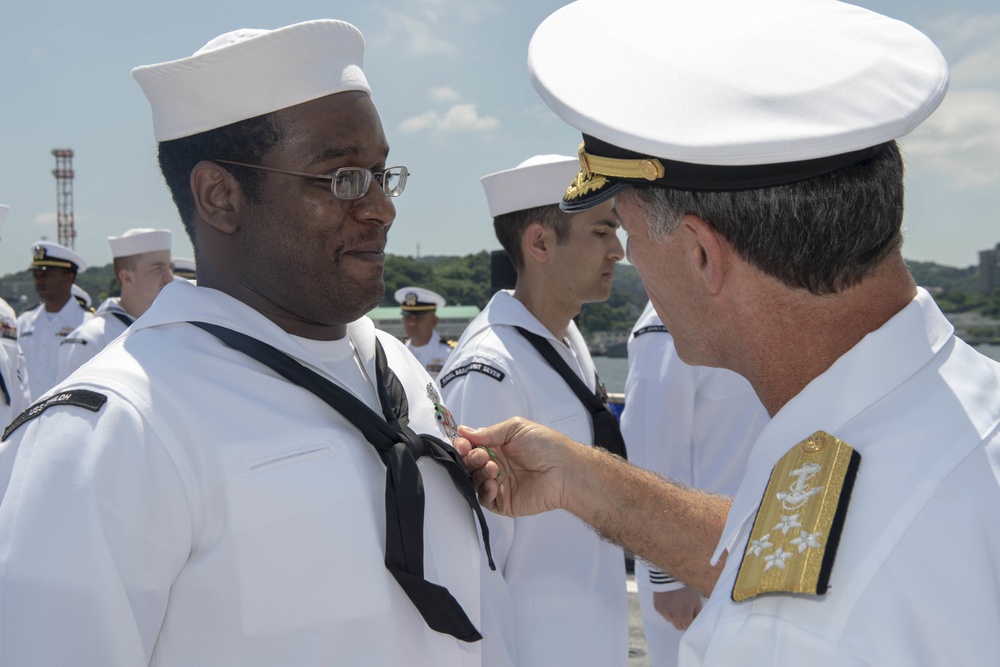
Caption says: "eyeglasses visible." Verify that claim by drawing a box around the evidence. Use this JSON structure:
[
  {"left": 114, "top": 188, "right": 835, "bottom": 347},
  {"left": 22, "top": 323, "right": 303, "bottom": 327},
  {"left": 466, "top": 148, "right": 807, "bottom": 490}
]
[{"left": 213, "top": 159, "right": 409, "bottom": 200}]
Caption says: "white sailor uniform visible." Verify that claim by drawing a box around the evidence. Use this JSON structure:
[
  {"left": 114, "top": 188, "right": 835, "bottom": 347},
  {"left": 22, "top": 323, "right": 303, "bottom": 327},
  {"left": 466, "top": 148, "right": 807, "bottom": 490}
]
[
  {"left": 55, "top": 298, "right": 135, "bottom": 383},
  {"left": 0, "top": 281, "right": 505, "bottom": 667},
  {"left": 438, "top": 289, "right": 628, "bottom": 667},
  {"left": 17, "top": 297, "right": 92, "bottom": 400},
  {"left": 621, "top": 301, "right": 768, "bottom": 667},
  {"left": 406, "top": 331, "right": 454, "bottom": 379},
  {"left": 0, "top": 298, "right": 30, "bottom": 427},
  {"left": 680, "top": 289, "right": 1000, "bottom": 666}
]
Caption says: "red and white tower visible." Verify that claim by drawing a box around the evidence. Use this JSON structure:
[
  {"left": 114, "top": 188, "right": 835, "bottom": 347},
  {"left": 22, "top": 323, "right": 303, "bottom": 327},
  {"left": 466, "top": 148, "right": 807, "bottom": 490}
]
[{"left": 51, "top": 148, "right": 76, "bottom": 249}]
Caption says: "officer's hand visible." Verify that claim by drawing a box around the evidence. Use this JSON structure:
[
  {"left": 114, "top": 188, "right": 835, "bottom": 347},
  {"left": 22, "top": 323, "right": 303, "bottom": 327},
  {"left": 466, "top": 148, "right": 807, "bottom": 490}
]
[
  {"left": 454, "top": 417, "right": 576, "bottom": 518},
  {"left": 653, "top": 586, "right": 703, "bottom": 631}
]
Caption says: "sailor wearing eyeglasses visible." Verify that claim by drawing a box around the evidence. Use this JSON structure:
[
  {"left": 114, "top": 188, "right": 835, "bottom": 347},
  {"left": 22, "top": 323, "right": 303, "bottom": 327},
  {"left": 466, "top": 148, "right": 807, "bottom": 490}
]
[
  {"left": 395, "top": 286, "right": 454, "bottom": 379},
  {"left": 0, "top": 20, "right": 508, "bottom": 667}
]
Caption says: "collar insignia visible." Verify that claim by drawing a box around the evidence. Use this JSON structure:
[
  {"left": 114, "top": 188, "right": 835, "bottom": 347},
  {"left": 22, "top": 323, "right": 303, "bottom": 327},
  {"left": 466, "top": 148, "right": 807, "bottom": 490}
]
[{"left": 732, "top": 431, "right": 860, "bottom": 602}]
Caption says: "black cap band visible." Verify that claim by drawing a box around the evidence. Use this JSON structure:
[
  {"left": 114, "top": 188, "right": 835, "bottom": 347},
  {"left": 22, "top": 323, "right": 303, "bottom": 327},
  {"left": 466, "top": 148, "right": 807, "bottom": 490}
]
[{"left": 561, "top": 134, "right": 889, "bottom": 212}]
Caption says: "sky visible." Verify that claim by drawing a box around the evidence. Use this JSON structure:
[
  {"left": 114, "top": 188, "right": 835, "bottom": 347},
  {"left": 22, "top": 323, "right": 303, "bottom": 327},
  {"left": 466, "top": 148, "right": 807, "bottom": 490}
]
[{"left": 1, "top": 0, "right": 998, "bottom": 277}]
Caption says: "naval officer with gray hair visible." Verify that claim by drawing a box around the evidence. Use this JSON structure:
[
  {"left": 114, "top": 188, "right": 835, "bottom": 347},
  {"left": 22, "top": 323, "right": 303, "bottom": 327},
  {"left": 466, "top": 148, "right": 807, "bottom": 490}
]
[
  {"left": 0, "top": 19, "right": 506, "bottom": 667},
  {"left": 456, "top": 0, "right": 1000, "bottom": 665}
]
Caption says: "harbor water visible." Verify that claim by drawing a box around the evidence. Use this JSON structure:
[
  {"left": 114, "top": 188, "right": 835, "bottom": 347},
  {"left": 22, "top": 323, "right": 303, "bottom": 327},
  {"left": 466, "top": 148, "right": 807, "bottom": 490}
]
[{"left": 596, "top": 343, "right": 1000, "bottom": 395}]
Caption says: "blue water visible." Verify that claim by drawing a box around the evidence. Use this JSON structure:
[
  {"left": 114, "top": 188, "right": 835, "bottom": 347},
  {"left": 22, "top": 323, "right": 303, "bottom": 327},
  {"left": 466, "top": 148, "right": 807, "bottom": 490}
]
[
  {"left": 594, "top": 356, "right": 630, "bottom": 394},
  {"left": 596, "top": 343, "right": 1000, "bottom": 396}
]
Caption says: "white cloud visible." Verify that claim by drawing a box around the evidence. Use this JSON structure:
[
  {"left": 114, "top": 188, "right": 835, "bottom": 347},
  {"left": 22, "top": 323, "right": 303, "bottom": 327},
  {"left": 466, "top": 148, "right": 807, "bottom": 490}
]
[
  {"left": 902, "top": 89, "right": 1000, "bottom": 189},
  {"left": 33, "top": 212, "right": 57, "bottom": 226},
  {"left": 929, "top": 12, "right": 1000, "bottom": 51},
  {"left": 950, "top": 38, "right": 1000, "bottom": 87},
  {"left": 372, "top": 0, "right": 500, "bottom": 56},
  {"left": 430, "top": 86, "right": 461, "bottom": 103},
  {"left": 439, "top": 104, "right": 500, "bottom": 131},
  {"left": 398, "top": 103, "right": 500, "bottom": 135},
  {"left": 399, "top": 111, "right": 440, "bottom": 134},
  {"left": 407, "top": 0, "right": 501, "bottom": 25},
  {"left": 376, "top": 10, "right": 456, "bottom": 56},
  {"left": 896, "top": 12, "right": 1000, "bottom": 190}
]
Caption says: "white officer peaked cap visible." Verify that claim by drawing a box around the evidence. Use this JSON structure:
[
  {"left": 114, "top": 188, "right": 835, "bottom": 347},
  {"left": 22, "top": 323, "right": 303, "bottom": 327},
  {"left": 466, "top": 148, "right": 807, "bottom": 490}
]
[
  {"left": 132, "top": 19, "right": 371, "bottom": 142},
  {"left": 172, "top": 257, "right": 196, "bottom": 279},
  {"left": 528, "top": 0, "right": 949, "bottom": 210},
  {"left": 0, "top": 204, "right": 8, "bottom": 229},
  {"left": 71, "top": 284, "right": 92, "bottom": 309},
  {"left": 30, "top": 241, "right": 87, "bottom": 273},
  {"left": 480, "top": 155, "right": 581, "bottom": 218},
  {"left": 394, "top": 286, "right": 446, "bottom": 312},
  {"left": 107, "top": 228, "right": 172, "bottom": 258}
]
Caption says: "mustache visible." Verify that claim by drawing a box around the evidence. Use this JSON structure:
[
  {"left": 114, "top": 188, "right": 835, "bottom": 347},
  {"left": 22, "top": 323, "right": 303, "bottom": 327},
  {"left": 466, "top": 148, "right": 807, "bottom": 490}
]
[{"left": 339, "top": 230, "right": 388, "bottom": 254}]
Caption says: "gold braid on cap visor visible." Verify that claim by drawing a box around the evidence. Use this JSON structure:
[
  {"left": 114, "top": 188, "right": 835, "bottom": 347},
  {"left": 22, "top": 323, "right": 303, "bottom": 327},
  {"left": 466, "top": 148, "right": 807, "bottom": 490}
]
[
  {"left": 32, "top": 260, "right": 76, "bottom": 270},
  {"left": 564, "top": 142, "right": 665, "bottom": 201}
]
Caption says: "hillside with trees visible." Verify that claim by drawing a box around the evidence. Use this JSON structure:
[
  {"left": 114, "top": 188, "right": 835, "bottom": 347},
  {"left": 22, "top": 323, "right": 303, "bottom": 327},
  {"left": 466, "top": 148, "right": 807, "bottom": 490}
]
[{"left": 2, "top": 256, "right": 993, "bottom": 335}]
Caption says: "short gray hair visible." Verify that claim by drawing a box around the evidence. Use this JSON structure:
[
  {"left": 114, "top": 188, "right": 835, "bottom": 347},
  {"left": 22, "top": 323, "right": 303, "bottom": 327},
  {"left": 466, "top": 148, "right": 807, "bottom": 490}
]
[{"left": 623, "top": 142, "right": 904, "bottom": 295}]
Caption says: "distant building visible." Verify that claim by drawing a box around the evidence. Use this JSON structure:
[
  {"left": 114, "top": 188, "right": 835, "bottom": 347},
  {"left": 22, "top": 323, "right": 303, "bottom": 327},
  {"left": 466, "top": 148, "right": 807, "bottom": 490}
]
[
  {"left": 368, "top": 304, "right": 481, "bottom": 341},
  {"left": 980, "top": 243, "right": 1000, "bottom": 293}
]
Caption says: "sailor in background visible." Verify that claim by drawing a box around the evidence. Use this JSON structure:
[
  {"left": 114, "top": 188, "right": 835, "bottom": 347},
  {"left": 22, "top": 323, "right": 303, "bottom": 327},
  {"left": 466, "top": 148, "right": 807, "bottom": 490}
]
[
  {"left": 621, "top": 301, "right": 768, "bottom": 666},
  {"left": 395, "top": 286, "right": 454, "bottom": 379},
  {"left": 56, "top": 228, "right": 173, "bottom": 383},
  {"left": 438, "top": 155, "right": 628, "bottom": 667},
  {"left": 172, "top": 257, "right": 197, "bottom": 282},
  {"left": 0, "top": 205, "right": 30, "bottom": 426},
  {"left": 16, "top": 241, "right": 92, "bottom": 400}
]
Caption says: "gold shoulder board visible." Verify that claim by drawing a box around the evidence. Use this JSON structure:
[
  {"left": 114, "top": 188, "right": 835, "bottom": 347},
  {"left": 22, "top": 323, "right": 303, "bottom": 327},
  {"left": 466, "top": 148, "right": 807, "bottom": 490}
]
[{"left": 732, "top": 430, "right": 860, "bottom": 602}]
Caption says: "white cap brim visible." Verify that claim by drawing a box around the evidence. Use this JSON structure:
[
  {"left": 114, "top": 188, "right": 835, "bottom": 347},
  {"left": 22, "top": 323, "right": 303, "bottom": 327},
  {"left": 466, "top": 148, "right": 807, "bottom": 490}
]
[
  {"left": 394, "top": 286, "right": 446, "bottom": 310},
  {"left": 529, "top": 0, "right": 948, "bottom": 168},
  {"left": 481, "top": 155, "right": 581, "bottom": 217},
  {"left": 108, "top": 228, "right": 172, "bottom": 258}
]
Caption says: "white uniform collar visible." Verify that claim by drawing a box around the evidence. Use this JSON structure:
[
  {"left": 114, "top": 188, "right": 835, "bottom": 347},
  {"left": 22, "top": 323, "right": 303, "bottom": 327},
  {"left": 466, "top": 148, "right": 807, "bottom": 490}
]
[
  {"left": 50, "top": 296, "right": 84, "bottom": 317},
  {"left": 471, "top": 289, "right": 596, "bottom": 387},
  {"left": 469, "top": 290, "right": 560, "bottom": 341},
  {"left": 132, "top": 280, "right": 380, "bottom": 387},
  {"left": 713, "top": 287, "right": 953, "bottom": 563},
  {"left": 407, "top": 330, "right": 440, "bottom": 352},
  {"left": 95, "top": 297, "right": 130, "bottom": 318}
]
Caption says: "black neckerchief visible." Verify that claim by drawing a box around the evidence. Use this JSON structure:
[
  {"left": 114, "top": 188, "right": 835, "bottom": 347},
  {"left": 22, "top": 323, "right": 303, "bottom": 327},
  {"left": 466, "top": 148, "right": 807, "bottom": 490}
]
[
  {"left": 190, "top": 322, "right": 494, "bottom": 642},
  {"left": 110, "top": 311, "right": 135, "bottom": 327},
  {"left": 514, "top": 326, "right": 627, "bottom": 459},
  {"left": 0, "top": 367, "right": 9, "bottom": 406}
]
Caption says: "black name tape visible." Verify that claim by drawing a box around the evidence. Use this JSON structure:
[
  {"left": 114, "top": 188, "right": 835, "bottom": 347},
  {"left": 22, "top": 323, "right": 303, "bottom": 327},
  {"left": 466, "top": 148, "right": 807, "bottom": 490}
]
[
  {"left": 634, "top": 324, "right": 669, "bottom": 338},
  {"left": 439, "top": 362, "right": 506, "bottom": 388},
  {"left": 3, "top": 389, "right": 108, "bottom": 441}
]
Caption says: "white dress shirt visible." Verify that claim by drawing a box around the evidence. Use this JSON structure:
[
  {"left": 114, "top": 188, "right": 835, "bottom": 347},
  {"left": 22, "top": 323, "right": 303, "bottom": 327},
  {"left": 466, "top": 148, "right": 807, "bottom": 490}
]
[{"left": 681, "top": 288, "right": 1000, "bottom": 666}]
